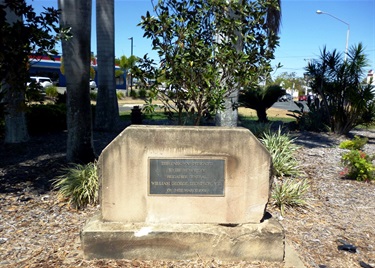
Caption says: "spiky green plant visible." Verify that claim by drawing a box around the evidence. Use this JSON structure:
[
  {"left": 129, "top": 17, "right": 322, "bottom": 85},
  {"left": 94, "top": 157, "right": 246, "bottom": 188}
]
[
  {"left": 241, "top": 121, "right": 273, "bottom": 138},
  {"left": 271, "top": 178, "right": 309, "bottom": 215},
  {"left": 116, "top": 91, "right": 126, "bottom": 100},
  {"left": 45, "top": 85, "right": 58, "bottom": 99},
  {"left": 52, "top": 162, "right": 98, "bottom": 209},
  {"left": 260, "top": 127, "right": 300, "bottom": 177}
]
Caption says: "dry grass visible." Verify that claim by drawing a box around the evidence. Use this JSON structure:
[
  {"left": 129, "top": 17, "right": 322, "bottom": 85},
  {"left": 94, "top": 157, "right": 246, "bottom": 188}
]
[{"left": 239, "top": 107, "right": 291, "bottom": 119}]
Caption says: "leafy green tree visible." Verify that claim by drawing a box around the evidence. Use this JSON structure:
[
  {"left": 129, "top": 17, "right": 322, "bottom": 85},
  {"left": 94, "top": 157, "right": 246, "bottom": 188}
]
[
  {"left": 139, "top": 0, "right": 280, "bottom": 126},
  {"left": 273, "top": 72, "right": 304, "bottom": 95},
  {"left": 239, "top": 85, "right": 285, "bottom": 122},
  {"left": 95, "top": 0, "right": 119, "bottom": 131},
  {"left": 305, "top": 43, "right": 375, "bottom": 134},
  {"left": 118, "top": 55, "right": 139, "bottom": 93},
  {"left": 59, "top": 0, "right": 96, "bottom": 163},
  {"left": 0, "top": 0, "right": 68, "bottom": 143}
]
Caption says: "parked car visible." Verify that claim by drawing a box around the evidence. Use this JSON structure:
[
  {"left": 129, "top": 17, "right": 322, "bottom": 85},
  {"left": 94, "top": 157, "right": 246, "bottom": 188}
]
[
  {"left": 90, "top": 79, "right": 97, "bottom": 90},
  {"left": 27, "top": 76, "right": 53, "bottom": 89},
  {"left": 298, "top": 95, "right": 308, "bottom": 101},
  {"left": 278, "top": 94, "right": 292, "bottom": 102}
]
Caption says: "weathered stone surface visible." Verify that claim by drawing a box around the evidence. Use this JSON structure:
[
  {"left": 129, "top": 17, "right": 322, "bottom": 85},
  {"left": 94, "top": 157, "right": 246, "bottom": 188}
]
[
  {"left": 81, "top": 214, "right": 284, "bottom": 261},
  {"left": 99, "top": 125, "right": 271, "bottom": 224}
]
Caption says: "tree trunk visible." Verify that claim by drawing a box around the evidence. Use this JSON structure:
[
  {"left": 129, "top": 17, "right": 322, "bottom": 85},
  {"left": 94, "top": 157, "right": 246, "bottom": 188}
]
[
  {"left": 95, "top": 0, "right": 119, "bottom": 131},
  {"left": 215, "top": 90, "right": 238, "bottom": 127},
  {"left": 2, "top": 0, "right": 29, "bottom": 143},
  {"left": 59, "top": 0, "right": 96, "bottom": 163},
  {"left": 256, "top": 107, "right": 269, "bottom": 123},
  {"left": 3, "top": 85, "right": 29, "bottom": 143},
  {"left": 215, "top": 1, "right": 242, "bottom": 127}
]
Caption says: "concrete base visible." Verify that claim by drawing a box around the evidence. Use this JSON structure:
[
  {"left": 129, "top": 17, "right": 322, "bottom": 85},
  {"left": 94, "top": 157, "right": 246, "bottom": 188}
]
[{"left": 81, "top": 214, "right": 285, "bottom": 262}]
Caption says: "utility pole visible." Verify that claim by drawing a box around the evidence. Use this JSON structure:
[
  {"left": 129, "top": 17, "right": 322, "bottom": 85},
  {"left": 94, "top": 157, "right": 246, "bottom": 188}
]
[{"left": 128, "top": 37, "right": 133, "bottom": 94}]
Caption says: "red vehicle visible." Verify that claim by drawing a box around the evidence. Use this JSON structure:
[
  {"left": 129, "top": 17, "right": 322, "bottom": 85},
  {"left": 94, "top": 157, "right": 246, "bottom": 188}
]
[{"left": 298, "top": 95, "right": 307, "bottom": 101}]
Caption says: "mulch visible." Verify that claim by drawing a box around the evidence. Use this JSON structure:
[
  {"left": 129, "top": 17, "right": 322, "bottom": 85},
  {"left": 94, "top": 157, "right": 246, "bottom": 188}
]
[{"left": 1, "top": 124, "right": 375, "bottom": 267}]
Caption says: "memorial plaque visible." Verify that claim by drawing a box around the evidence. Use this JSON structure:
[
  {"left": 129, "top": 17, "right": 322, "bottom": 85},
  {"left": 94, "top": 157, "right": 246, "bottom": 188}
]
[{"left": 149, "top": 158, "right": 225, "bottom": 196}]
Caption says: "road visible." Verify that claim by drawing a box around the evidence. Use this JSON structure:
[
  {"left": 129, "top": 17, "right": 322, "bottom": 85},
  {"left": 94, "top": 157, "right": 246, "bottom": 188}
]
[
  {"left": 57, "top": 87, "right": 307, "bottom": 113},
  {"left": 272, "top": 100, "right": 307, "bottom": 111},
  {"left": 119, "top": 100, "right": 308, "bottom": 113}
]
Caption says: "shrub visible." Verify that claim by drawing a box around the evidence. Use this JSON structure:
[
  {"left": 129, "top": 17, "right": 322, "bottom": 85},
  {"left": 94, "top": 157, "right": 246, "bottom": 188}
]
[
  {"left": 45, "top": 85, "right": 58, "bottom": 99},
  {"left": 271, "top": 178, "right": 309, "bottom": 216},
  {"left": 138, "top": 88, "right": 147, "bottom": 99},
  {"left": 25, "top": 86, "right": 45, "bottom": 103},
  {"left": 341, "top": 150, "right": 375, "bottom": 182},
  {"left": 55, "top": 92, "right": 67, "bottom": 104},
  {"left": 339, "top": 135, "right": 368, "bottom": 150},
  {"left": 260, "top": 127, "right": 300, "bottom": 177},
  {"left": 287, "top": 104, "right": 330, "bottom": 132},
  {"left": 52, "top": 162, "right": 98, "bottom": 209},
  {"left": 116, "top": 91, "right": 125, "bottom": 100},
  {"left": 26, "top": 103, "right": 67, "bottom": 134},
  {"left": 90, "top": 91, "right": 97, "bottom": 101},
  {"left": 130, "top": 89, "right": 138, "bottom": 98},
  {"left": 241, "top": 121, "right": 272, "bottom": 138}
]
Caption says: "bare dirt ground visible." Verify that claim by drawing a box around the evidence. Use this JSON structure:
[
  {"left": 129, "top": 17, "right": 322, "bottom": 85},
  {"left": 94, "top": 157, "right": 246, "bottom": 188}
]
[{"left": 1, "top": 107, "right": 375, "bottom": 268}]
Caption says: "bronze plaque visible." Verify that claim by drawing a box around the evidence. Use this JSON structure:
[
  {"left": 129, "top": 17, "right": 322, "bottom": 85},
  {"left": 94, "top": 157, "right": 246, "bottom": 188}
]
[{"left": 149, "top": 158, "right": 225, "bottom": 196}]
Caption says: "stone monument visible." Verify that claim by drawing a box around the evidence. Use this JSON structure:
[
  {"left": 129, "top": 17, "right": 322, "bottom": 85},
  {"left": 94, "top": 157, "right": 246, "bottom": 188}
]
[{"left": 81, "top": 125, "right": 284, "bottom": 261}]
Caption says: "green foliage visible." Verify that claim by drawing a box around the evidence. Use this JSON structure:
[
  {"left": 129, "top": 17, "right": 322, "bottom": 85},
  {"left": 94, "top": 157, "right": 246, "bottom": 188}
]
[
  {"left": 90, "top": 92, "right": 97, "bottom": 101},
  {"left": 241, "top": 121, "right": 273, "bottom": 138},
  {"left": 138, "top": 88, "right": 147, "bottom": 99},
  {"left": 271, "top": 178, "right": 309, "bottom": 216},
  {"left": 52, "top": 162, "right": 98, "bottom": 209},
  {"left": 25, "top": 85, "right": 45, "bottom": 103},
  {"left": 305, "top": 43, "right": 375, "bottom": 134},
  {"left": 339, "top": 135, "right": 368, "bottom": 150},
  {"left": 26, "top": 104, "right": 67, "bottom": 134},
  {"left": 341, "top": 150, "right": 375, "bottom": 182},
  {"left": 260, "top": 128, "right": 300, "bottom": 177},
  {"left": 239, "top": 85, "right": 285, "bottom": 122},
  {"left": 45, "top": 86, "right": 58, "bottom": 99},
  {"left": 116, "top": 91, "right": 125, "bottom": 100},
  {"left": 130, "top": 89, "right": 138, "bottom": 99},
  {"left": 117, "top": 55, "right": 140, "bottom": 95},
  {"left": 287, "top": 103, "right": 330, "bottom": 132},
  {"left": 142, "top": 97, "right": 159, "bottom": 115},
  {"left": 139, "top": 0, "right": 280, "bottom": 125},
  {"left": 273, "top": 72, "right": 305, "bottom": 96}
]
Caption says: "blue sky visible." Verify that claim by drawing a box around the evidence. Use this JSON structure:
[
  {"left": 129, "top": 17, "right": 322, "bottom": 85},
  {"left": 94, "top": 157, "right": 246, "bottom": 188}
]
[{"left": 28, "top": 0, "right": 375, "bottom": 78}]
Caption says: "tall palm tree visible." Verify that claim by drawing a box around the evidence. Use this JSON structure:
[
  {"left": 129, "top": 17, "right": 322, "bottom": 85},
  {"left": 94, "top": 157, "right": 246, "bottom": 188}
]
[
  {"left": 266, "top": 0, "right": 282, "bottom": 47},
  {"left": 118, "top": 55, "right": 138, "bottom": 94},
  {"left": 58, "top": 0, "right": 96, "bottom": 163},
  {"left": 95, "top": 0, "right": 119, "bottom": 131},
  {"left": 1, "top": 0, "right": 29, "bottom": 143}
]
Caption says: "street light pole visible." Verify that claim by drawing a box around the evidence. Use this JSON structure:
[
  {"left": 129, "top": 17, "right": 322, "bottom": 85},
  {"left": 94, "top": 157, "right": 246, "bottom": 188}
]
[
  {"left": 128, "top": 37, "right": 133, "bottom": 93},
  {"left": 316, "top": 10, "right": 350, "bottom": 61}
]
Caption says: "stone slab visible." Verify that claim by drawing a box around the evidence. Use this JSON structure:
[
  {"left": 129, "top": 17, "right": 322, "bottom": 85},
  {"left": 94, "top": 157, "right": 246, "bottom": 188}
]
[
  {"left": 99, "top": 125, "right": 271, "bottom": 224},
  {"left": 81, "top": 214, "right": 285, "bottom": 262}
]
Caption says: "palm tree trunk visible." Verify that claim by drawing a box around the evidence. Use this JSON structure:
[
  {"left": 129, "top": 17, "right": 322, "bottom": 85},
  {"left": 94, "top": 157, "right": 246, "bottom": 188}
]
[
  {"left": 59, "top": 0, "right": 96, "bottom": 163},
  {"left": 95, "top": 0, "right": 119, "bottom": 131},
  {"left": 256, "top": 108, "right": 269, "bottom": 123},
  {"left": 2, "top": 0, "right": 29, "bottom": 143}
]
